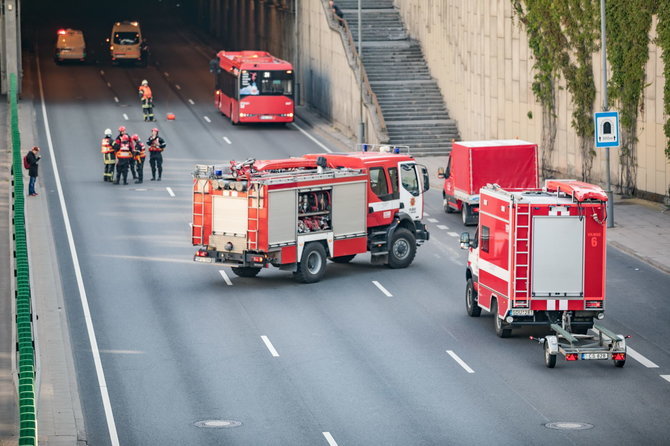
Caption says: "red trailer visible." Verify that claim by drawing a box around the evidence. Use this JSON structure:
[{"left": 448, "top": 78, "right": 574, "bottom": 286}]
[
  {"left": 438, "top": 140, "right": 539, "bottom": 225},
  {"left": 460, "top": 180, "right": 627, "bottom": 368}
]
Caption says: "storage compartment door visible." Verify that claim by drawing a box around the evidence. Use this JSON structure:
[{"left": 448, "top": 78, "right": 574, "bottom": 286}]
[
  {"left": 212, "top": 195, "right": 248, "bottom": 236},
  {"left": 268, "top": 190, "right": 297, "bottom": 245},
  {"left": 531, "top": 216, "right": 584, "bottom": 297},
  {"left": 332, "top": 182, "right": 367, "bottom": 236}
]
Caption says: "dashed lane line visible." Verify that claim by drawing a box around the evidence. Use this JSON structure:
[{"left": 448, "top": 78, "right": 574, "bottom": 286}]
[
  {"left": 166, "top": 187, "right": 175, "bottom": 197},
  {"left": 437, "top": 225, "right": 449, "bottom": 230},
  {"left": 106, "top": 82, "right": 112, "bottom": 88},
  {"left": 164, "top": 71, "right": 170, "bottom": 77},
  {"left": 323, "top": 432, "right": 338, "bottom": 446},
  {"left": 218, "top": 270, "right": 233, "bottom": 286},
  {"left": 661, "top": 375, "right": 670, "bottom": 383},
  {"left": 113, "top": 96, "right": 119, "bottom": 103},
  {"left": 204, "top": 116, "right": 211, "bottom": 123},
  {"left": 446, "top": 350, "right": 475, "bottom": 373},
  {"left": 223, "top": 137, "right": 232, "bottom": 144},
  {"left": 261, "top": 336, "right": 280, "bottom": 357},
  {"left": 372, "top": 280, "right": 392, "bottom": 297},
  {"left": 427, "top": 218, "right": 438, "bottom": 223},
  {"left": 122, "top": 113, "right": 129, "bottom": 121},
  {"left": 188, "top": 99, "right": 195, "bottom": 105},
  {"left": 447, "top": 232, "right": 459, "bottom": 237},
  {"left": 175, "top": 84, "right": 181, "bottom": 90},
  {"left": 626, "top": 347, "right": 659, "bottom": 368}
]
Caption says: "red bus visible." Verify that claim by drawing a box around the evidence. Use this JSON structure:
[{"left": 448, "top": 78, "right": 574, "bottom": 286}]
[{"left": 212, "top": 50, "right": 294, "bottom": 124}]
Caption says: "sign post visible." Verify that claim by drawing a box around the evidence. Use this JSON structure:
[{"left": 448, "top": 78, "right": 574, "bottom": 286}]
[{"left": 598, "top": 0, "right": 615, "bottom": 228}]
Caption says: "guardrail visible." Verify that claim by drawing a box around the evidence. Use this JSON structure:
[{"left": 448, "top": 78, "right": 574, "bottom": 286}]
[
  {"left": 9, "top": 72, "right": 38, "bottom": 445},
  {"left": 321, "top": 0, "right": 389, "bottom": 143}
]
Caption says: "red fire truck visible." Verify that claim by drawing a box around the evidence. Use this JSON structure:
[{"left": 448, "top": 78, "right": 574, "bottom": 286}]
[
  {"left": 210, "top": 50, "right": 294, "bottom": 124},
  {"left": 192, "top": 146, "right": 429, "bottom": 283},
  {"left": 438, "top": 140, "right": 539, "bottom": 226},
  {"left": 459, "top": 180, "right": 627, "bottom": 368}
]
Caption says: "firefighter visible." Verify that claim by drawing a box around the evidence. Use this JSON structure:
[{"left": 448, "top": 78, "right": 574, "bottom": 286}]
[
  {"left": 131, "top": 134, "right": 146, "bottom": 183},
  {"left": 114, "top": 134, "right": 133, "bottom": 185},
  {"left": 147, "top": 127, "right": 166, "bottom": 181},
  {"left": 138, "top": 79, "right": 155, "bottom": 122},
  {"left": 101, "top": 128, "right": 116, "bottom": 182}
]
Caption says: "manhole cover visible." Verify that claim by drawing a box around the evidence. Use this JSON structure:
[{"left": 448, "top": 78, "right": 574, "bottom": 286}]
[
  {"left": 545, "top": 422, "right": 594, "bottom": 430},
  {"left": 194, "top": 420, "right": 242, "bottom": 429}
]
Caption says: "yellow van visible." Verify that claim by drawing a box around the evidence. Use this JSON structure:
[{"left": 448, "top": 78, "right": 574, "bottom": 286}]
[
  {"left": 109, "top": 21, "right": 144, "bottom": 65},
  {"left": 55, "top": 29, "right": 86, "bottom": 63}
]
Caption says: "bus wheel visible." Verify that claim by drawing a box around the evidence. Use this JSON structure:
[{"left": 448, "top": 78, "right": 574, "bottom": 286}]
[{"left": 294, "top": 242, "right": 327, "bottom": 283}]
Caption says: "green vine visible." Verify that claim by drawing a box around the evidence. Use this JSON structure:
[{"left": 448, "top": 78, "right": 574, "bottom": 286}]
[
  {"left": 657, "top": 0, "right": 670, "bottom": 172},
  {"left": 606, "top": 0, "right": 655, "bottom": 197}
]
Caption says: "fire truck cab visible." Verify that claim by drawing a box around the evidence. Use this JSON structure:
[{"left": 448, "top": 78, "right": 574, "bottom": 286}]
[{"left": 192, "top": 145, "right": 430, "bottom": 283}]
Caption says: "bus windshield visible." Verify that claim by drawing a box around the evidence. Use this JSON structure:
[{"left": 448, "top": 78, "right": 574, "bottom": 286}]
[
  {"left": 240, "top": 70, "right": 293, "bottom": 97},
  {"left": 114, "top": 32, "right": 139, "bottom": 45}
]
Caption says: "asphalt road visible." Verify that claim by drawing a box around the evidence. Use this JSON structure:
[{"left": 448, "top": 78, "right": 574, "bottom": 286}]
[{"left": 23, "top": 10, "right": 670, "bottom": 446}]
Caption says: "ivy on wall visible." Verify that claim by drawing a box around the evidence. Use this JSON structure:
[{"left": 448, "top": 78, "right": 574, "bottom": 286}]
[
  {"left": 606, "top": 0, "right": 654, "bottom": 197},
  {"left": 657, "top": 0, "right": 670, "bottom": 176}
]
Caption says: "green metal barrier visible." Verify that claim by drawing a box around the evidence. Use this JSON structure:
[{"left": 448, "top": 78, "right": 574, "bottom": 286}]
[{"left": 10, "top": 72, "right": 38, "bottom": 445}]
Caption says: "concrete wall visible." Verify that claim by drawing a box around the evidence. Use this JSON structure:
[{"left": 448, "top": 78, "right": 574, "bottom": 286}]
[{"left": 395, "top": 0, "right": 669, "bottom": 199}]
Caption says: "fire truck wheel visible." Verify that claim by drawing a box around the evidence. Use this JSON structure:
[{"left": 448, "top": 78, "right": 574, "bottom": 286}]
[
  {"left": 295, "top": 242, "right": 327, "bottom": 283},
  {"left": 330, "top": 254, "right": 356, "bottom": 263},
  {"left": 231, "top": 267, "right": 261, "bottom": 278},
  {"left": 387, "top": 228, "right": 417, "bottom": 269},
  {"left": 544, "top": 341, "right": 557, "bottom": 368},
  {"left": 492, "top": 299, "right": 512, "bottom": 338},
  {"left": 465, "top": 279, "right": 481, "bottom": 317},
  {"left": 443, "top": 196, "right": 454, "bottom": 213},
  {"left": 461, "top": 204, "right": 476, "bottom": 226}
]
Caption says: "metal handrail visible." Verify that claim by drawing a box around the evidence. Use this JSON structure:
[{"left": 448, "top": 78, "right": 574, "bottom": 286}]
[{"left": 321, "top": 1, "right": 389, "bottom": 143}]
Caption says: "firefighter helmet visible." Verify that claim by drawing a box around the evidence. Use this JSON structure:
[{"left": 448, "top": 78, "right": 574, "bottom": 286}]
[
  {"left": 131, "top": 134, "right": 140, "bottom": 141},
  {"left": 118, "top": 126, "right": 126, "bottom": 133},
  {"left": 104, "top": 128, "right": 112, "bottom": 137},
  {"left": 141, "top": 79, "right": 148, "bottom": 86},
  {"left": 121, "top": 134, "right": 130, "bottom": 142},
  {"left": 151, "top": 127, "right": 159, "bottom": 133}
]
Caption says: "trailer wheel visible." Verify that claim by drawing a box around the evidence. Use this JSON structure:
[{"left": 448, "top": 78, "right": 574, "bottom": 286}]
[
  {"left": 461, "top": 204, "right": 477, "bottom": 226},
  {"left": 613, "top": 358, "right": 626, "bottom": 368},
  {"left": 465, "top": 278, "right": 481, "bottom": 317},
  {"left": 492, "top": 299, "right": 511, "bottom": 338},
  {"left": 330, "top": 254, "right": 356, "bottom": 264},
  {"left": 544, "top": 341, "right": 557, "bottom": 368},
  {"left": 295, "top": 242, "right": 327, "bottom": 283},
  {"left": 387, "top": 228, "right": 417, "bottom": 269},
  {"left": 231, "top": 267, "right": 261, "bottom": 278}
]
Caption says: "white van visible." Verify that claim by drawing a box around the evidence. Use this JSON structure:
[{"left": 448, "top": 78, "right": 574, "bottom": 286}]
[
  {"left": 109, "top": 21, "right": 144, "bottom": 65},
  {"left": 55, "top": 29, "right": 86, "bottom": 63}
]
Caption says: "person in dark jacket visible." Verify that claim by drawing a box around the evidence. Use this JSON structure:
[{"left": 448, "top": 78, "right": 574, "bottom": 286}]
[
  {"left": 146, "top": 127, "right": 166, "bottom": 181},
  {"left": 329, "top": 0, "right": 344, "bottom": 21},
  {"left": 27, "top": 146, "right": 41, "bottom": 196}
]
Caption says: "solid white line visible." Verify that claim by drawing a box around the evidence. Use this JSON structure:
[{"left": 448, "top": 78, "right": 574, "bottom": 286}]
[
  {"left": 166, "top": 187, "right": 175, "bottom": 197},
  {"left": 188, "top": 99, "right": 195, "bottom": 105},
  {"left": 175, "top": 84, "right": 181, "bottom": 90},
  {"left": 113, "top": 96, "right": 119, "bottom": 103},
  {"left": 446, "top": 350, "right": 475, "bottom": 373},
  {"left": 661, "top": 375, "right": 670, "bottom": 383},
  {"left": 447, "top": 232, "right": 459, "bottom": 237},
  {"left": 437, "top": 225, "right": 448, "bottom": 230},
  {"left": 372, "top": 280, "right": 392, "bottom": 297},
  {"left": 106, "top": 81, "right": 111, "bottom": 88},
  {"left": 122, "top": 113, "right": 129, "bottom": 121},
  {"left": 290, "top": 122, "right": 333, "bottom": 153},
  {"left": 223, "top": 136, "right": 232, "bottom": 144},
  {"left": 218, "top": 270, "right": 233, "bottom": 286},
  {"left": 36, "top": 49, "right": 120, "bottom": 446},
  {"left": 323, "top": 432, "right": 338, "bottom": 446},
  {"left": 261, "top": 336, "right": 279, "bottom": 357},
  {"left": 204, "top": 116, "right": 211, "bottom": 123},
  {"left": 427, "top": 218, "right": 438, "bottom": 223},
  {"left": 627, "top": 347, "right": 659, "bottom": 368}
]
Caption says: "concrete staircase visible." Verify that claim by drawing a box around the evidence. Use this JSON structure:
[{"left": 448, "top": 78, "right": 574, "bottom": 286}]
[{"left": 336, "top": 0, "right": 459, "bottom": 155}]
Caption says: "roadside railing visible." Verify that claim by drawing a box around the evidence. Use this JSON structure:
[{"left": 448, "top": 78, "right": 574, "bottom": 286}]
[{"left": 9, "top": 72, "right": 38, "bottom": 445}]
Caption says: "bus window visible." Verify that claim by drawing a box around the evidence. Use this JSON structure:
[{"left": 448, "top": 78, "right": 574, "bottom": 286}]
[
  {"left": 240, "top": 70, "right": 293, "bottom": 97},
  {"left": 388, "top": 167, "right": 399, "bottom": 199},
  {"left": 400, "top": 164, "right": 420, "bottom": 197}
]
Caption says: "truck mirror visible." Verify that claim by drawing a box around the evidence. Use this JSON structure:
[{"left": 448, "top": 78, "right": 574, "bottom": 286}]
[
  {"left": 420, "top": 165, "right": 429, "bottom": 192},
  {"left": 437, "top": 167, "right": 445, "bottom": 179},
  {"left": 459, "top": 232, "right": 470, "bottom": 250}
]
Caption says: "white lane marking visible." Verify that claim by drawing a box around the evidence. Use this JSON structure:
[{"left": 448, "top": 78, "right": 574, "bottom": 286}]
[
  {"left": 424, "top": 212, "right": 430, "bottom": 217},
  {"left": 100, "top": 69, "right": 105, "bottom": 75},
  {"left": 437, "top": 225, "right": 449, "bottom": 230},
  {"left": 106, "top": 82, "right": 112, "bottom": 88},
  {"left": 446, "top": 350, "right": 475, "bottom": 373},
  {"left": 427, "top": 218, "right": 438, "bottom": 223},
  {"left": 36, "top": 49, "right": 120, "bottom": 446},
  {"left": 166, "top": 187, "right": 175, "bottom": 197},
  {"left": 218, "top": 270, "right": 233, "bottom": 286},
  {"left": 204, "top": 116, "right": 211, "bottom": 123},
  {"left": 164, "top": 71, "right": 169, "bottom": 77},
  {"left": 223, "top": 136, "right": 232, "bottom": 145},
  {"left": 290, "top": 122, "right": 333, "bottom": 153},
  {"left": 122, "top": 113, "right": 129, "bottom": 120},
  {"left": 372, "top": 280, "right": 392, "bottom": 297},
  {"left": 175, "top": 84, "right": 181, "bottom": 90},
  {"left": 447, "top": 232, "right": 459, "bottom": 237},
  {"left": 323, "top": 432, "right": 338, "bottom": 446},
  {"left": 261, "top": 336, "right": 279, "bottom": 357},
  {"left": 188, "top": 99, "right": 195, "bottom": 105},
  {"left": 661, "top": 375, "right": 670, "bottom": 383},
  {"left": 627, "top": 347, "right": 659, "bottom": 368},
  {"left": 113, "top": 96, "right": 119, "bottom": 103}
]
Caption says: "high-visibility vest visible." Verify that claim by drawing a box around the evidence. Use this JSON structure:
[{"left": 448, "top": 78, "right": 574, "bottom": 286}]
[
  {"left": 134, "top": 142, "right": 146, "bottom": 159},
  {"left": 139, "top": 85, "right": 152, "bottom": 99},
  {"left": 101, "top": 137, "right": 114, "bottom": 154},
  {"left": 116, "top": 145, "right": 133, "bottom": 159}
]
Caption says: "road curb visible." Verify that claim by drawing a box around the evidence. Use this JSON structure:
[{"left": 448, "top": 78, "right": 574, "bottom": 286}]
[{"left": 608, "top": 241, "right": 670, "bottom": 275}]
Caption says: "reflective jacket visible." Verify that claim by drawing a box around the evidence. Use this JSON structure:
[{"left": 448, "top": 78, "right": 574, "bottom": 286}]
[
  {"left": 101, "top": 137, "right": 114, "bottom": 154},
  {"left": 139, "top": 85, "right": 152, "bottom": 100},
  {"left": 115, "top": 143, "right": 134, "bottom": 159}
]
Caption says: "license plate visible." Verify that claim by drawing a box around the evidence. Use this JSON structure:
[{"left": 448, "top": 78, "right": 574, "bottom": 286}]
[
  {"left": 260, "top": 115, "right": 273, "bottom": 120},
  {"left": 194, "top": 257, "right": 214, "bottom": 263},
  {"left": 511, "top": 309, "right": 533, "bottom": 316},
  {"left": 581, "top": 353, "right": 608, "bottom": 360}
]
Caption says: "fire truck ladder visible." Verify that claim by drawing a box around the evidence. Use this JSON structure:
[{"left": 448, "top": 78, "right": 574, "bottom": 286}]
[
  {"left": 192, "top": 180, "right": 206, "bottom": 246},
  {"left": 246, "top": 184, "right": 262, "bottom": 251},
  {"left": 513, "top": 203, "right": 531, "bottom": 306}
]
